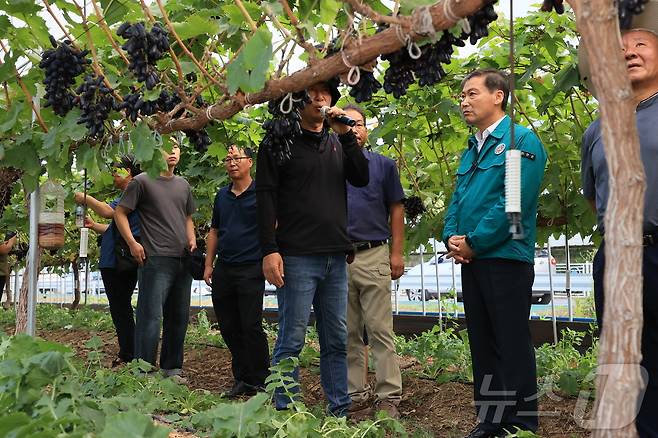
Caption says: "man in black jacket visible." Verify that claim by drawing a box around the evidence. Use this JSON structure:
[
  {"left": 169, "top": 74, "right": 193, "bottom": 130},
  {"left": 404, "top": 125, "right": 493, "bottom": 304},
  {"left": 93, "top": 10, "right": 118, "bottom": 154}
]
[{"left": 256, "top": 82, "right": 369, "bottom": 416}]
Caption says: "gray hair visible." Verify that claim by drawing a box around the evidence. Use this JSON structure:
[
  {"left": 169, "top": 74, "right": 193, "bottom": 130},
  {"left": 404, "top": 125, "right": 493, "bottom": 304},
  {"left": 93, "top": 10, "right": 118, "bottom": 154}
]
[{"left": 623, "top": 28, "right": 658, "bottom": 39}]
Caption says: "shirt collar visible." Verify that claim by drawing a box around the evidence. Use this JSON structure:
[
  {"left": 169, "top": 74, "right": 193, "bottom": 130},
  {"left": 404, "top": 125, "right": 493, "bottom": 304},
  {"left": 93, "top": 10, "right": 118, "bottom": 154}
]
[
  {"left": 637, "top": 90, "right": 658, "bottom": 111},
  {"left": 227, "top": 180, "right": 255, "bottom": 197},
  {"left": 475, "top": 115, "right": 507, "bottom": 143}
]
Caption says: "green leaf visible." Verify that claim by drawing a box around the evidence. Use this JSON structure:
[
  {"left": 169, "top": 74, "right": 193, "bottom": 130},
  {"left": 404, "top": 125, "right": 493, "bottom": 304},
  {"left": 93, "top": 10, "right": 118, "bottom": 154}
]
[
  {"left": 131, "top": 121, "right": 158, "bottom": 163},
  {"left": 100, "top": 411, "right": 170, "bottom": 438},
  {"left": 0, "top": 52, "right": 18, "bottom": 83},
  {"left": 319, "top": 0, "right": 340, "bottom": 25},
  {"left": 223, "top": 3, "right": 261, "bottom": 27},
  {"left": 0, "top": 102, "right": 25, "bottom": 133},
  {"left": 99, "top": 0, "right": 133, "bottom": 25},
  {"left": 171, "top": 14, "right": 220, "bottom": 40},
  {"left": 0, "top": 412, "right": 31, "bottom": 436},
  {"left": 227, "top": 28, "right": 272, "bottom": 94},
  {"left": 0, "top": 0, "right": 40, "bottom": 14},
  {"left": 538, "top": 64, "right": 580, "bottom": 113},
  {"left": 0, "top": 15, "right": 11, "bottom": 39}
]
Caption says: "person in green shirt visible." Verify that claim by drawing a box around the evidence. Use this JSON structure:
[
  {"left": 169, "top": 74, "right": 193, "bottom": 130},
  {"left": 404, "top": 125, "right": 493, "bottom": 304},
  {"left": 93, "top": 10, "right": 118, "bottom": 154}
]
[
  {"left": 442, "top": 69, "right": 547, "bottom": 438},
  {"left": 1, "top": 232, "right": 17, "bottom": 307}
]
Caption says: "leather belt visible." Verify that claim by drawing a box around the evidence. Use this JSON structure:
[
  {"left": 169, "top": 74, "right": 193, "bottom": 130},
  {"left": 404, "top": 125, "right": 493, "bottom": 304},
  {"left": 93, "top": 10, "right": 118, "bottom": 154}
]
[{"left": 353, "top": 240, "right": 388, "bottom": 252}]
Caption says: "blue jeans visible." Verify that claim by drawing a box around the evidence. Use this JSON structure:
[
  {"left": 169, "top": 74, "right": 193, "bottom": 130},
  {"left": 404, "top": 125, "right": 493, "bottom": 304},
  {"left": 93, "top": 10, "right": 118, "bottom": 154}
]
[
  {"left": 272, "top": 254, "right": 351, "bottom": 416},
  {"left": 136, "top": 256, "right": 192, "bottom": 373}
]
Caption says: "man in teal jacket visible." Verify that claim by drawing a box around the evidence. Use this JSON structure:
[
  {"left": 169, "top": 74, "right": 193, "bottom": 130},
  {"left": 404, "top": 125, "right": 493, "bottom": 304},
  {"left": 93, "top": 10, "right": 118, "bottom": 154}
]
[{"left": 442, "top": 69, "right": 547, "bottom": 438}]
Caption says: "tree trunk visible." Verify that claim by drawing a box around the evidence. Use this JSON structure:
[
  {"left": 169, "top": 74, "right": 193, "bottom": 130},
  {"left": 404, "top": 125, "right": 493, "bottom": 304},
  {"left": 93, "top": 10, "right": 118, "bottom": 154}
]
[
  {"left": 569, "top": 0, "right": 646, "bottom": 436},
  {"left": 71, "top": 259, "right": 81, "bottom": 310}
]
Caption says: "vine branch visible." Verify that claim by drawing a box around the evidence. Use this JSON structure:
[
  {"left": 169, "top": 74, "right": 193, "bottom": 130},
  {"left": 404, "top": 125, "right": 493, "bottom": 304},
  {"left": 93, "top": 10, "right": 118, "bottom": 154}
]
[
  {"left": 278, "top": 0, "right": 320, "bottom": 60},
  {"left": 157, "top": 0, "right": 487, "bottom": 134},
  {"left": 90, "top": 0, "right": 131, "bottom": 66}
]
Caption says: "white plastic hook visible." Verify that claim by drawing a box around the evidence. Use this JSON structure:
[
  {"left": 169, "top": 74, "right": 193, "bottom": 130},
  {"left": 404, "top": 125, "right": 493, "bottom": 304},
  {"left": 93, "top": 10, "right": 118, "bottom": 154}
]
[
  {"left": 408, "top": 42, "right": 422, "bottom": 59},
  {"left": 279, "top": 92, "right": 294, "bottom": 114}
]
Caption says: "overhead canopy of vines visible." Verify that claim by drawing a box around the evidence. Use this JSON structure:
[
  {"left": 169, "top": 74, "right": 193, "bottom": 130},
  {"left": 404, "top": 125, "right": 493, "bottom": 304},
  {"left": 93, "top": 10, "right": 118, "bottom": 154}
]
[{"left": 0, "top": 0, "right": 649, "bottom": 253}]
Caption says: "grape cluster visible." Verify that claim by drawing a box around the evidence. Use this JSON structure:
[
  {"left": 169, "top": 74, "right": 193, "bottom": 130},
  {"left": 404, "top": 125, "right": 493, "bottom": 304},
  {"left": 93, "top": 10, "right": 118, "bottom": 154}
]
[
  {"left": 117, "top": 22, "right": 170, "bottom": 89},
  {"left": 40, "top": 35, "right": 91, "bottom": 116},
  {"left": 413, "top": 32, "right": 466, "bottom": 87},
  {"left": 618, "top": 0, "right": 649, "bottom": 29},
  {"left": 349, "top": 70, "right": 382, "bottom": 102},
  {"left": 76, "top": 75, "right": 116, "bottom": 138},
  {"left": 540, "top": 0, "right": 565, "bottom": 14},
  {"left": 117, "top": 88, "right": 159, "bottom": 122},
  {"left": 260, "top": 91, "right": 310, "bottom": 165},
  {"left": 184, "top": 94, "right": 212, "bottom": 152},
  {"left": 402, "top": 196, "right": 426, "bottom": 225},
  {"left": 460, "top": 2, "right": 498, "bottom": 45},
  {"left": 184, "top": 129, "right": 212, "bottom": 152},
  {"left": 382, "top": 49, "right": 415, "bottom": 98},
  {"left": 157, "top": 90, "right": 184, "bottom": 117}
]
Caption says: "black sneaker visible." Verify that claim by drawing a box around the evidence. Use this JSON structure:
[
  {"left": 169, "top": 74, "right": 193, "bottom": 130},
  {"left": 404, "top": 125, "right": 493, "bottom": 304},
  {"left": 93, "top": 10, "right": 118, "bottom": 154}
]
[
  {"left": 464, "top": 425, "right": 501, "bottom": 438},
  {"left": 223, "top": 381, "right": 257, "bottom": 399}
]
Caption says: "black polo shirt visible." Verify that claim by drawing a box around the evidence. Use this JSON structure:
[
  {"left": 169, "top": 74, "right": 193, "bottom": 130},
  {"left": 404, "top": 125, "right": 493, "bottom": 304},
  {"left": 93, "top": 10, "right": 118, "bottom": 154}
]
[{"left": 211, "top": 181, "right": 262, "bottom": 264}]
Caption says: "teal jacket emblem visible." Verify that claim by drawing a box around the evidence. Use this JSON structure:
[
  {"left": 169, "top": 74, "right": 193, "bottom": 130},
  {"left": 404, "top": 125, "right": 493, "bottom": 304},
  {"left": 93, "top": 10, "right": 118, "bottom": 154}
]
[{"left": 442, "top": 116, "right": 547, "bottom": 264}]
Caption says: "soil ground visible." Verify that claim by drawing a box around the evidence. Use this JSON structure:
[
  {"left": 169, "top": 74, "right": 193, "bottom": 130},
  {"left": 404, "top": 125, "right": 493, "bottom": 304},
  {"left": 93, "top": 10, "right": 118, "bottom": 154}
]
[{"left": 7, "top": 327, "right": 591, "bottom": 438}]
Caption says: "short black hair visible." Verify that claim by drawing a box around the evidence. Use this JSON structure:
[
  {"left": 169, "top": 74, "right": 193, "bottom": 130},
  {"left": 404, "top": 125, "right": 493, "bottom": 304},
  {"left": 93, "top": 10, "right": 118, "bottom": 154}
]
[
  {"left": 113, "top": 154, "right": 142, "bottom": 177},
  {"left": 343, "top": 104, "right": 366, "bottom": 123},
  {"left": 461, "top": 68, "right": 510, "bottom": 111},
  {"left": 243, "top": 147, "right": 253, "bottom": 158}
]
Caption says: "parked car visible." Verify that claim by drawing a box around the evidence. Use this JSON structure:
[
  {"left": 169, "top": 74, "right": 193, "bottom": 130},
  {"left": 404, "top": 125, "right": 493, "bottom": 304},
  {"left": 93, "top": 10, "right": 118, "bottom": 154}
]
[{"left": 396, "top": 249, "right": 586, "bottom": 305}]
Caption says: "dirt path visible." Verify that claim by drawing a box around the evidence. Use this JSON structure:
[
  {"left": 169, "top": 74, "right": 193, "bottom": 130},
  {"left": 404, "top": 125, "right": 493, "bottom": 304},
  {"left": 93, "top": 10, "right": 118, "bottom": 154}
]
[{"left": 22, "top": 328, "right": 591, "bottom": 438}]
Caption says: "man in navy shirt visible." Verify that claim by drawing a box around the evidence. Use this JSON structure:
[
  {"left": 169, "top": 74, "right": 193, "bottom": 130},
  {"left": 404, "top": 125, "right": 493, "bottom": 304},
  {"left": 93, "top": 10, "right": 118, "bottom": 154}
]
[
  {"left": 204, "top": 145, "right": 269, "bottom": 398},
  {"left": 344, "top": 104, "right": 405, "bottom": 420}
]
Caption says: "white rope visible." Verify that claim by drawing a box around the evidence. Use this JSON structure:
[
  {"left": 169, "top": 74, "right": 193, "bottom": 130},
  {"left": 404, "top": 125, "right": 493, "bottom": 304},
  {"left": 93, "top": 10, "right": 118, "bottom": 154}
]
[
  {"left": 442, "top": 0, "right": 461, "bottom": 23},
  {"left": 394, "top": 23, "right": 421, "bottom": 60},
  {"left": 244, "top": 93, "right": 254, "bottom": 106},
  {"left": 408, "top": 42, "right": 421, "bottom": 59},
  {"left": 205, "top": 104, "right": 216, "bottom": 121},
  {"left": 279, "top": 92, "right": 294, "bottom": 114},
  {"left": 395, "top": 23, "right": 409, "bottom": 45},
  {"left": 341, "top": 50, "right": 361, "bottom": 85},
  {"left": 413, "top": 6, "right": 436, "bottom": 39}
]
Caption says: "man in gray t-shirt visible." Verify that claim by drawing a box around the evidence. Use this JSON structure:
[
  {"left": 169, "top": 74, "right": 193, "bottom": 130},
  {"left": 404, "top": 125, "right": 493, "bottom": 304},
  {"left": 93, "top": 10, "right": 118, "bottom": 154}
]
[
  {"left": 580, "top": 29, "right": 658, "bottom": 438},
  {"left": 115, "top": 143, "right": 196, "bottom": 378}
]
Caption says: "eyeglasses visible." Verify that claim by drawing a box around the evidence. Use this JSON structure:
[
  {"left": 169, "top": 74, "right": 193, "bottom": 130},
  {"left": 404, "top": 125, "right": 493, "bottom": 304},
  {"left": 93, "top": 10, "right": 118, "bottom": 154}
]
[{"left": 223, "top": 156, "right": 250, "bottom": 164}]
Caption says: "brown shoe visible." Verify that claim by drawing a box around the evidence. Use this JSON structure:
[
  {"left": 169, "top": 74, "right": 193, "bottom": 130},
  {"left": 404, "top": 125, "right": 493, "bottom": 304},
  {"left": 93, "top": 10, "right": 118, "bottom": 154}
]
[
  {"left": 348, "top": 398, "right": 373, "bottom": 413},
  {"left": 349, "top": 406, "right": 374, "bottom": 422},
  {"left": 373, "top": 400, "right": 400, "bottom": 420}
]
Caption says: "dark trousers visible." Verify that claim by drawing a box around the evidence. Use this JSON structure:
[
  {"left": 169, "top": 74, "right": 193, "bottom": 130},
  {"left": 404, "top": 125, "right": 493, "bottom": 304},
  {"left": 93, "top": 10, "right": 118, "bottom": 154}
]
[
  {"left": 593, "top": 241, "right": 658, "bottom": 438},
  {"left": 211, "top": 262, "right": 270, "bottom": 386},
  {"left": 0, "top": 276, "right": 6, "bottom": 304},
  {"left": 100, "top": 268, "right": 137, "bottom": 361},
  {"left": 136, "top": 256, "right": 192, "bottom": 371},
  {"left": 461, "top": 259, "right": 538, "bottom": 433}
]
